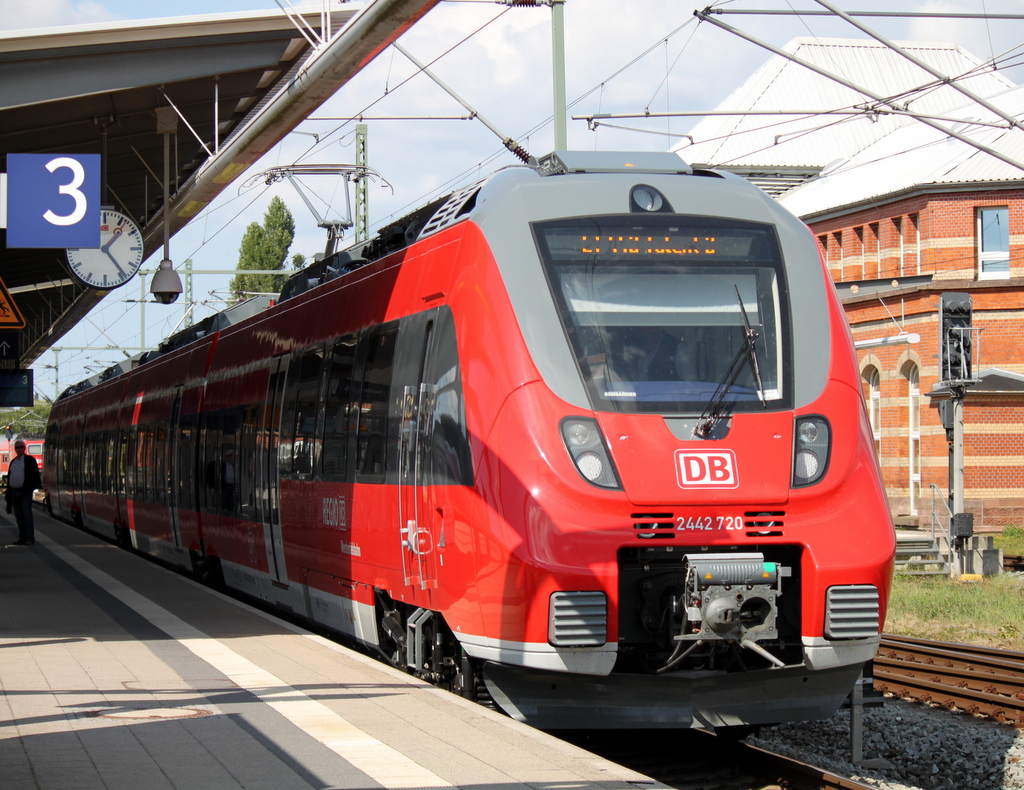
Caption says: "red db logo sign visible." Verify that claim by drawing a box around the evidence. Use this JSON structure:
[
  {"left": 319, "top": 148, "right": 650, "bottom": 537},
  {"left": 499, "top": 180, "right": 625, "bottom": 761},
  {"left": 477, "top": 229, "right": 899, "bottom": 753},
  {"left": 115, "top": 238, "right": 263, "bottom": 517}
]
[{"left": 675, "top": 450, "right": 738, "bottom": 488}]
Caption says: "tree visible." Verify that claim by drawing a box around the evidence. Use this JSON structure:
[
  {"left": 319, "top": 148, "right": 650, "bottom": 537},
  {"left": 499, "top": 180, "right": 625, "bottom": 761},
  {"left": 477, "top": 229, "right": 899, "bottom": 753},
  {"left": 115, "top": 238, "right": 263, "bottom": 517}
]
[{"left": 229, "top": 197, "right": 297, "bottom": 298}]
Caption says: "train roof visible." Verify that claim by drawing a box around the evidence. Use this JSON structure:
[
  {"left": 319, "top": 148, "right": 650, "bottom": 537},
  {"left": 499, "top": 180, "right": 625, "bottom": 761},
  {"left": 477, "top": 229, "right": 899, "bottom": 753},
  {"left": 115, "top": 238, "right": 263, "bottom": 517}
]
[
  {"left": 56, "top": 294, "right": 275, "bottom": 401},
  {"left": 278, "top": 151, "right": 698, "bottom": 302},
  {"left": 58, "top": 151, "right": 727, "bottom": 402}
]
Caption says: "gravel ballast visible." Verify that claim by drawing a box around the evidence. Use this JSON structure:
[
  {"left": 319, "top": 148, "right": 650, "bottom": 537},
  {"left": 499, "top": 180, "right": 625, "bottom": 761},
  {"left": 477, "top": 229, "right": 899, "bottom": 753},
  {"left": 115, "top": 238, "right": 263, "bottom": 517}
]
[{"left": 748, "top": 697, "right": 1024, "bottom": 789}]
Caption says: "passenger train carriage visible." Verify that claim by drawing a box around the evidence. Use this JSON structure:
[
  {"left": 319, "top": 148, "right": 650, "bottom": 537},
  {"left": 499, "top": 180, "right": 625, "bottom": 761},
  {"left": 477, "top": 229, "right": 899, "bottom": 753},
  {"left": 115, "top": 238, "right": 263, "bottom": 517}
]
[{"left": 45, "top": 151, "right": 895, "bottom": 729}]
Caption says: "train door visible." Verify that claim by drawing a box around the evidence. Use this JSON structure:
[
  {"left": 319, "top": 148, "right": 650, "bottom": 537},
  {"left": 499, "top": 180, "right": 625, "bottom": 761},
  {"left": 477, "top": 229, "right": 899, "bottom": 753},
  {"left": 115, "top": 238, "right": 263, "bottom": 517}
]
[
  {"left": 166, "top": 387, "right": 184, "bottom": 550},
  {"left": 397, "top": 312, "right": 439, "bottom": 592},
  {"left": 257, "top": 356, "right": 288, "bottom": 585}
]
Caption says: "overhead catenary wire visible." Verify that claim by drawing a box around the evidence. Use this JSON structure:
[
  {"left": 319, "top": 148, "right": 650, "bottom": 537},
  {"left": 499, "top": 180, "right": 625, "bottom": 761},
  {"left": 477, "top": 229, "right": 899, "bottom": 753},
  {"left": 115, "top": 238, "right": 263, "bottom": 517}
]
[{"left": 694, "top": 9, "right": 1024, "bottom": 174}]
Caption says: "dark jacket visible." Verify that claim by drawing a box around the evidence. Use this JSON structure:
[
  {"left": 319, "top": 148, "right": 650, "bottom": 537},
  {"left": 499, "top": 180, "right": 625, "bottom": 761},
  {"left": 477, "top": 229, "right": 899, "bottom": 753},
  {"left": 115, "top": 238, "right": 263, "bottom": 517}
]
[{"left": 7, "top": 454, "right": 41, "bottom": 493}]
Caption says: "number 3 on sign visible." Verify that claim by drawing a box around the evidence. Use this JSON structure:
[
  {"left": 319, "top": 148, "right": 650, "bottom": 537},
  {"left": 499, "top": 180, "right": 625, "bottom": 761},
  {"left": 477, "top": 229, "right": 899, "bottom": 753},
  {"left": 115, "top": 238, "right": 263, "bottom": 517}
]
[
  {"left": 43, "top": 158, "right": 88, "bottom": 227},
  {"left": 4, "top": 152, "right": 100, "bottom": 249}
]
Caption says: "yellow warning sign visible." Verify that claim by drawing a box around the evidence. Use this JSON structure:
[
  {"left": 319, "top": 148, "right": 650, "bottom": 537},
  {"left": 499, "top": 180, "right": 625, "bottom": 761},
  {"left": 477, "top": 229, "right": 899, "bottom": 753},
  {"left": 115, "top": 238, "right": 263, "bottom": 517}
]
[{"left": 0, "top": 277, "right": 25, "bottom": 328}]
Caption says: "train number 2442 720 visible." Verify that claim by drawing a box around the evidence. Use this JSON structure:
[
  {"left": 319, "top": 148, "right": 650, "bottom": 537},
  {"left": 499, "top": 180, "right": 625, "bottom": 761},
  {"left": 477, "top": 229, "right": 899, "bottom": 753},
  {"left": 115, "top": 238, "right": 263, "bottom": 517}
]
[{"left": 676, "top": 515, "right": 744, "bottom": 531}]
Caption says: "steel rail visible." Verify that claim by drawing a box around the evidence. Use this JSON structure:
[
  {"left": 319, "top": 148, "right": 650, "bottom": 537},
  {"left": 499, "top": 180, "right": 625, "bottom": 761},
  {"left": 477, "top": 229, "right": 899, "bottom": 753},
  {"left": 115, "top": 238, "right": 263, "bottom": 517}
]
[
  {"left": 881, "top": 634, "right": 1024, "bottom": 676},
  {"left": 738, "top": 740, "right": 882, "bottom": 790},
  {"left": 876, "top": 635, "right": 1024, "bottom": 725},
  {"left": 566, "top": 728, "right": 882, "bottom": 790}
]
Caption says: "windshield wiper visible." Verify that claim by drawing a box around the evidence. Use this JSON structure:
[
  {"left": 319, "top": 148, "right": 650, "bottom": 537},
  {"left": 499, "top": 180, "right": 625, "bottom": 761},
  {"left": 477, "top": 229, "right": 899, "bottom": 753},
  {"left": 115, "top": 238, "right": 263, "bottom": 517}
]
[{"left": 694, "top": 286, "right": 767, "bottom": 438}]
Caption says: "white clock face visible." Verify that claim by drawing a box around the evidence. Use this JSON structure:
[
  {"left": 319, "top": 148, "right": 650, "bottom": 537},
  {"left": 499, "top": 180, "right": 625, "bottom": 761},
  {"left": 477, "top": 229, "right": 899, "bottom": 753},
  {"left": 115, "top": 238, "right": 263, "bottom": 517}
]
[{"left": 66, "top": 209, "right": 146, "bottom": 289}]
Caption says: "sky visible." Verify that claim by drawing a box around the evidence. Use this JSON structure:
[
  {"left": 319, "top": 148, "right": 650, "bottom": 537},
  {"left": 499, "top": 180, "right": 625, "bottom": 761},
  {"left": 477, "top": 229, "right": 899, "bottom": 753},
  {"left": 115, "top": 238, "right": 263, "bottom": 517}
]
[{"left": 3, "top": 0, "right": 1024, "bottom": 399}]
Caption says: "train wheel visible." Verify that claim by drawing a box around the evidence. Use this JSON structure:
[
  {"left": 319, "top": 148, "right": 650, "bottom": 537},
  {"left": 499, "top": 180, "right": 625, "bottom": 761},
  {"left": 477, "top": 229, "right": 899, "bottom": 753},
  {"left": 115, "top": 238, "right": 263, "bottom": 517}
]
[
  {"left": 460, "top": 653, "right": 496, "bottom": 708},
  {"left": 190, "top": 551, "right": 225, "bottom": 590},
  {"left": 114, "top": 524, "right": 132, "bottom": 550}
]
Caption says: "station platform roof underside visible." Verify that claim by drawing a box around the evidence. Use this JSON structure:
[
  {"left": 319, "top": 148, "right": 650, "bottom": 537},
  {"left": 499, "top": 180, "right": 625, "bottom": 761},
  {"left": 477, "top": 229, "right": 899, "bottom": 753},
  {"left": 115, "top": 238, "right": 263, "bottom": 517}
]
[{"left": 0, "top": 1, "right": 439, "bottom": 370}]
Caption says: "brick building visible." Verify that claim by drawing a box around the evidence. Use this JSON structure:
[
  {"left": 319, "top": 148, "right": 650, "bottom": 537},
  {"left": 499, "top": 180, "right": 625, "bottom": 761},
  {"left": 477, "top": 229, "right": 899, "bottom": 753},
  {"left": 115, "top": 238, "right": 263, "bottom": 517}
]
[{"left": 677, "top": 38, "right": 1024, "bottom": 529}]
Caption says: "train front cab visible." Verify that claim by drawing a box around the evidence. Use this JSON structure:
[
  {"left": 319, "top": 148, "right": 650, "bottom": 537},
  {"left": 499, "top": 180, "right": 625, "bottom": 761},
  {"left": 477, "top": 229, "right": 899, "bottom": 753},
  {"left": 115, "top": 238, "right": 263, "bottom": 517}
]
[{"left": 457, "top": 155, "right": 896, "bottom": 729}]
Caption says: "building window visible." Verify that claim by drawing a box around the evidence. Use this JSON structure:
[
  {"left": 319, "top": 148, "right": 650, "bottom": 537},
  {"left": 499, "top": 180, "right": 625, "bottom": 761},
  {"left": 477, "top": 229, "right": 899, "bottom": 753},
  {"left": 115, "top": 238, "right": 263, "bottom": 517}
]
[
  {"left": 904, "top": 362, "right": 921, "bottom": 515},
  {"left": 978, "top": 206, "right": 1010, "bottom": 279},
  {"left": 867, "top": 222, "right": 880, "bottom": 279},
  {"left": 863, "top": 366, "right": 881, "bottom": 458},
  {"left": 899, "top": 214, "right": 920, "bottom": 276}
]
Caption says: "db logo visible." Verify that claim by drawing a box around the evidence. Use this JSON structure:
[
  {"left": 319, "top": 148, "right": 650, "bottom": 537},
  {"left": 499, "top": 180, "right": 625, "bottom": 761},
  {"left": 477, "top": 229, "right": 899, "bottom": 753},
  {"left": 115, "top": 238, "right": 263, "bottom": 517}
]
[{"left": 675, "top": 450, "right": 739, "bottom": 488}]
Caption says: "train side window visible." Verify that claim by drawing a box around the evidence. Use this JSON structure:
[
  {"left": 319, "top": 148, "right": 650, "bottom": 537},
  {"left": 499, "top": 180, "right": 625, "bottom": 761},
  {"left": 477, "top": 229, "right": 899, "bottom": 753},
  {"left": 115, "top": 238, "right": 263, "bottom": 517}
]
[
  {"left": 356, "top": 323, "right": 398, "bottom": 481},
  {"left": 154, "top": 422, "right": 168, "bottom": 506},
  {"left": 119, "top": 428, "right": 132, "bottom": 500},
  {"left": 238, "top": 404, "right": 259, "bottom": 518},
  {"left": 278, "top": 360, "right": 299, "bottom": 477},
  {"left": 200, "top": 412, "right": 221, "bottom": 513},
  {"left": 131, "top": 425, "right": 145, "bottom": 501},
  {"left": 260, "top": 359, "right": 288, "bottom": 524},
  {"left": 323, "top": 333, "right": 358, "bottom": 481},
  {"left": 83, "top": 431, "right": 92, "bottom": 492},
  {"left": 426, "top": 307, "right": 474, "bottom": 485},
  {"left": 104, "top": 430, "right": 115, "bottom": 497},
  {"left": 220, "top": 408, "right": 241, "bottom": 514},
  {"left": 146, "top": 425, "right": 158, "bottom": 503},
  {"left": 177, "top": 412, "right": 196, "bottom": 511},
  {"left": 279, "top": 345, "right": 325, "bottom": 478}
]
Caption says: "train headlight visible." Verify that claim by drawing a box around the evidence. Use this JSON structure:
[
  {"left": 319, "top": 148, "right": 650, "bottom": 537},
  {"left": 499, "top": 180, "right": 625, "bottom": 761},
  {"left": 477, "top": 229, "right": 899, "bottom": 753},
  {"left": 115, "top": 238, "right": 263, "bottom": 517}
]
[
  {"left": 565, "top": 420, "right": 596, "bottom": 448},
  {"left": 630, "top": 184, "right": 673, "bottom": 213},
  {"left": 560, "top": 417, "right": 622, "bottom": 490},
  {"left": 792, "top": 415, "right": 830, "bottom": 487}
]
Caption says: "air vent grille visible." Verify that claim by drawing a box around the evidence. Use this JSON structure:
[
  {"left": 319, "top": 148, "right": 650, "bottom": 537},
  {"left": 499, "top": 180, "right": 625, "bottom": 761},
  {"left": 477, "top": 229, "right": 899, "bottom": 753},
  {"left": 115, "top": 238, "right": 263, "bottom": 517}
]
[
  {"left": 418, "top": 180, "right": 484, "bottom": 238},
  {"left": 549, "top": 591, "right": 607, "bottom": 647},
  {"left": 825, "top": 585, "right": 879, "bottom": 639}
]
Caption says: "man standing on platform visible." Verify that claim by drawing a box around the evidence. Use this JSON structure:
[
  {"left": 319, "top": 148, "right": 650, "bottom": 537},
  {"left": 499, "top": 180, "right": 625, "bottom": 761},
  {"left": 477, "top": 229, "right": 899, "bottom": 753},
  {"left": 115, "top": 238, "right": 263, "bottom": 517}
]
[{"left": 7, "top": 440, "right": 40, "bottom": 546}]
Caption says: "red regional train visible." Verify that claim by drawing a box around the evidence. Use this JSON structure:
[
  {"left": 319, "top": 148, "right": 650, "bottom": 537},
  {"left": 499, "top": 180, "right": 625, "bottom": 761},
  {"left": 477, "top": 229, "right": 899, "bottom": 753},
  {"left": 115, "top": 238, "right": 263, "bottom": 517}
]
[
  {"left": 45, "top": 151, "right": 895, "bottom": 729},
  {"left": 1, "top": 438, "right": 44, "bottom": 485}
]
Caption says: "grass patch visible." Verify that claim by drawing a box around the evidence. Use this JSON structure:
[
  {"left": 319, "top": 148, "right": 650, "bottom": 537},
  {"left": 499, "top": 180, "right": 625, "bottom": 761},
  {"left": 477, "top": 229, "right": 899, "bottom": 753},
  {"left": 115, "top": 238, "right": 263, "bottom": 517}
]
[
  {"left": 994, "top": 525, "right": 1024, "bottom": 556},
  {"left": 885, "top": 572, "right": 1024, "bottom": 652}
]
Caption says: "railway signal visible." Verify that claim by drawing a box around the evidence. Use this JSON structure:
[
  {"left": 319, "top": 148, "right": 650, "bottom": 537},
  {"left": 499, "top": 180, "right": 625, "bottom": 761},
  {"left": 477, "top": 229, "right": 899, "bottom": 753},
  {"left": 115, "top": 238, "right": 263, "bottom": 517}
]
[
  {"left": 939, "top": 292, "right": 973, "bottom": 383},
  {"left": 938, "top": 292, "right": 978, "bottom": 579}
]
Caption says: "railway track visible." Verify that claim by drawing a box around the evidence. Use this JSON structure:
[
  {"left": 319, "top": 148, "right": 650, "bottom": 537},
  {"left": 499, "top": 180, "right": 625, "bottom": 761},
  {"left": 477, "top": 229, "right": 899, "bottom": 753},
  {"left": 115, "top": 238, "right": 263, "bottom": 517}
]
[
  {"left": 875, "top": 634, "right": 1024, "bottom": 725},
  {"left": 1005, "top": 553, "right": 1024, "bottom": 572},
  {"left": 559, "top": 728, "right": 879, "bottom": 790},
  {"left": 737, "top": 740, "right": 885, "bottom": 790}
]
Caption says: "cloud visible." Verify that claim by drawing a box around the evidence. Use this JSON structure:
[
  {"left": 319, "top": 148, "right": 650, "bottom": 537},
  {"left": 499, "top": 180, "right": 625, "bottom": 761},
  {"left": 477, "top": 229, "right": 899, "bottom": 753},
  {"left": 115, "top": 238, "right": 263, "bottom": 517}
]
[
  {"left": 26, "top": 0, "right": 1024, "bottom": 391},
  {"left": 0, "top": 0, "right": 115, "bottom": 30}
]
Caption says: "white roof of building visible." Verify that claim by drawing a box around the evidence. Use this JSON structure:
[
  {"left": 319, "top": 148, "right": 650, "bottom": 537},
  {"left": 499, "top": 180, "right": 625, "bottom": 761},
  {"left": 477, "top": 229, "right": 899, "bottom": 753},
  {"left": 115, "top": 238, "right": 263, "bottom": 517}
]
[
  {"left": 779, "top": 83, "right": 1024, "bottom": 218},
  {"left": 675, "top": 37, "right": 1015, "bottom": 171}
]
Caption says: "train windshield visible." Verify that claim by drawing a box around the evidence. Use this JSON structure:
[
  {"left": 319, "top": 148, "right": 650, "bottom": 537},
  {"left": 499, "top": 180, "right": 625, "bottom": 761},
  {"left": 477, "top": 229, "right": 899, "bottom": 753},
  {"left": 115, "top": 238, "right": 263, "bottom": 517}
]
[{"left": 534, "top": 215, "right": 791, "bottom": 414}]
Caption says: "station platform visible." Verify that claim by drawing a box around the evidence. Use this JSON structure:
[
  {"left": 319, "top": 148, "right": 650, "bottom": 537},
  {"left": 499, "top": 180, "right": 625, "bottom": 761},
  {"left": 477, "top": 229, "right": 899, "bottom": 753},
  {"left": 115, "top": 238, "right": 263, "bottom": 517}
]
[{"left": 0, "top": 510, "right": 659, "bottom": 790}]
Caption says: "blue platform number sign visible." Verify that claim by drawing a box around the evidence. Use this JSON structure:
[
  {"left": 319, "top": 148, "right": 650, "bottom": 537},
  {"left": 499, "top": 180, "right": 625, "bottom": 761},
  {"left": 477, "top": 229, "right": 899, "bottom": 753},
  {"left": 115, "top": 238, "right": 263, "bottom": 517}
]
[{"left": 6, "top": 153, "right": 101, "bottom": 249}]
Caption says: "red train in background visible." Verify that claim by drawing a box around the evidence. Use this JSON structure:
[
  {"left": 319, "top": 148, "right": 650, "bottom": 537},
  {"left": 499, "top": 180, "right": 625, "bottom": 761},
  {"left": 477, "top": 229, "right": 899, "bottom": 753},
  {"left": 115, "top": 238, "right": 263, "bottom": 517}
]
[
  {"left": 45, "top": 151, "right": 895, "bottom": 729},
  {"left": 1, "top": 437, "right": 44, "bottom": 485}
]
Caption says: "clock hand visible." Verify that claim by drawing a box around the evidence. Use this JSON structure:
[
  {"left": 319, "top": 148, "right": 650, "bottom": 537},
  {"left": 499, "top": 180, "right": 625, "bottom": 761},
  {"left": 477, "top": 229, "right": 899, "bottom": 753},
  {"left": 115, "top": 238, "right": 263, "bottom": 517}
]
[
  {"left": 104, "top": 249, "right": 128, "bottom": 278},
  {"left": 98, "top": 226, "right": 124, "bottom": 255}
]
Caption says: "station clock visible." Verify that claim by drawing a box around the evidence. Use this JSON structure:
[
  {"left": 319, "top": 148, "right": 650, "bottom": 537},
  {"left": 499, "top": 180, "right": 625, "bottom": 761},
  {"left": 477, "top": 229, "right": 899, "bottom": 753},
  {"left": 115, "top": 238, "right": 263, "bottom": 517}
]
[{"left": 66, "top": 209, "right": 145, "bottom": 289}]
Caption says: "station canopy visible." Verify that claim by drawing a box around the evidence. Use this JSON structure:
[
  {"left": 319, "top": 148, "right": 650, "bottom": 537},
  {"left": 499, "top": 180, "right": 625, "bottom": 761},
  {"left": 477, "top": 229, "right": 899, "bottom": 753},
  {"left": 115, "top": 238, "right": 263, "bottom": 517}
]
[{"left": 0, "top": 1, "right": 438, "bottom": 367}]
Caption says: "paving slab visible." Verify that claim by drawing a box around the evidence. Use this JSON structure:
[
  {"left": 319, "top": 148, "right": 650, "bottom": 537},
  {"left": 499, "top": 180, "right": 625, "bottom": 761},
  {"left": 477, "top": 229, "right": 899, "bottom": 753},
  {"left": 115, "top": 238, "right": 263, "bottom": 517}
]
[{"left": 0, "top": 511, "right": 662, "bottom": 790}]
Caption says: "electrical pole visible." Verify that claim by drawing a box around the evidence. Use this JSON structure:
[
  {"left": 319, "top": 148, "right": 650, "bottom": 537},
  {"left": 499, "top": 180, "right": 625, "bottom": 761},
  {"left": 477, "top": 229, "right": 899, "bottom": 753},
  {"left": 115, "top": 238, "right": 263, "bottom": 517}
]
[
  {"left": 551, "top": 0, "right": 567, "bottom": 150},
  {"left": 355, "top": 124, "right": 369, "bottom": 242}
]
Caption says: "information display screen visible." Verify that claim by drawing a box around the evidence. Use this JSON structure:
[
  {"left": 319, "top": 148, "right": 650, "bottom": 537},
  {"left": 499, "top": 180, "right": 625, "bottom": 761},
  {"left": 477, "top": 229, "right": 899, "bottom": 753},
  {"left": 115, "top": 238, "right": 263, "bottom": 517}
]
[
  {"left": 539, "top": 219, "right": 777, "bottom": 264},
  {"left": 0, "top": 370, "right": 34, "bottom": 407}
]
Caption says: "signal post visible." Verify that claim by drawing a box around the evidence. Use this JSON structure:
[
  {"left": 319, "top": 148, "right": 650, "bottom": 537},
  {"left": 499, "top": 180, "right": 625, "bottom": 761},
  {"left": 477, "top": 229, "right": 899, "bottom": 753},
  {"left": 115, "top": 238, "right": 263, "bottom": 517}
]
[{"left": 937, "top": 292, "right": 976, "bottom": 579}]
